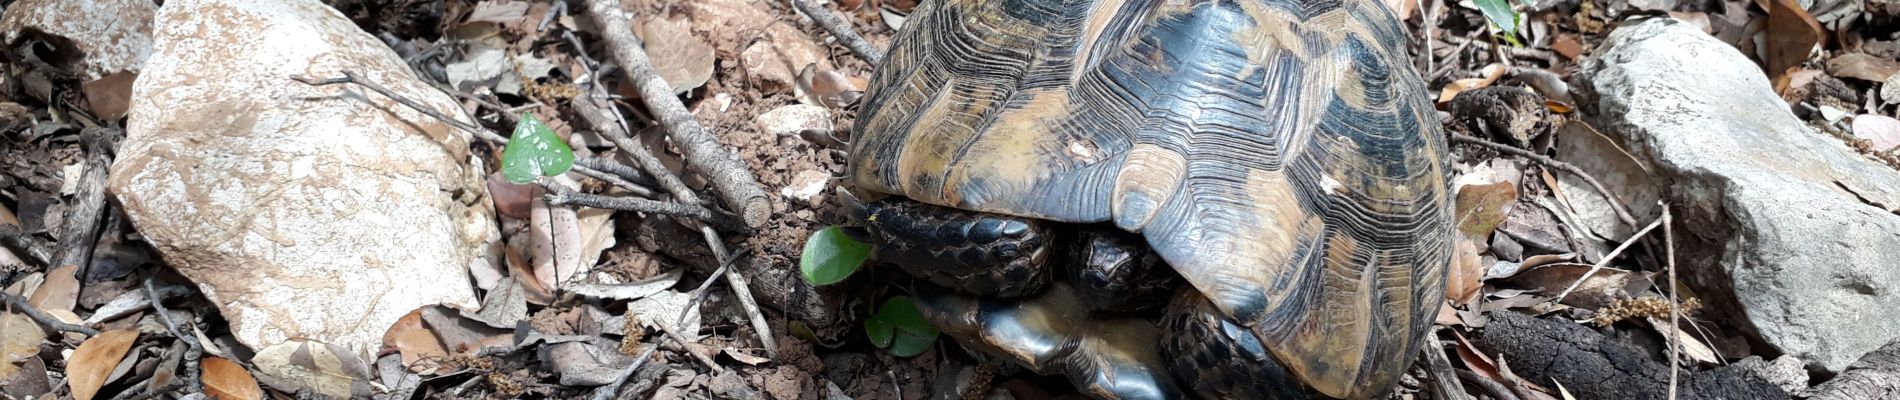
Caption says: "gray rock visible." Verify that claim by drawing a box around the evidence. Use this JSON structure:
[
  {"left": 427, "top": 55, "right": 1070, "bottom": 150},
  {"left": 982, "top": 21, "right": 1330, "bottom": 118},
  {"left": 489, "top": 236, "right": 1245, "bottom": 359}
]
[
  {"left": 108, "top": 0, "right": 497, "bottom": 362},
  {"left": 1575, "top": 18, "right": 1900, "bottom": 374}
]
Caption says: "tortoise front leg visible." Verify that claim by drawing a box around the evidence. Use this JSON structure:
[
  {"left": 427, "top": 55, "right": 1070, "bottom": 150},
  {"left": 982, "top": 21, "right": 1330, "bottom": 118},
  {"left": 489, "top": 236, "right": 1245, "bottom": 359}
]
[
  {"left": 914, "top": 284, "right": 1186, "bottom": 400},
  {"left": 842, "top": 195, "right": 1053, "bottom": 297}
]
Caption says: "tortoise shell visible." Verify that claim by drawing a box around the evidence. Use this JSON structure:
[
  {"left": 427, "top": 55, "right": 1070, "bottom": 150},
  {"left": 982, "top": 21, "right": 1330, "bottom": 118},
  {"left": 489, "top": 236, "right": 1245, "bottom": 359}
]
[{"left": 847, "top": 0, "right": 1451, "bottom": 398}]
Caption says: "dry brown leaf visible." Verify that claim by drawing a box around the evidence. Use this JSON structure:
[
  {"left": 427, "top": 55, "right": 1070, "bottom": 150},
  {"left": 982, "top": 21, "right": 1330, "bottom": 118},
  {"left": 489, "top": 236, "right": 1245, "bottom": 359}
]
[
  {"left": 68, "top": 329, "right": 138, "bottom": 400},
  {"left": 1502, "top": 263, "right": 1636, "bottom": 310},
  {"left": 638, "top": 17, "right": 715, "bottom": 94},
  {"left": 1762, "top": 0, "right": 1823, "bottom": 84},
  {"left": 1554, "top": 122, "right": 1658, "bottom": 240},
  {"left": 722, "top": 347, "right": 771, "bottom": 365},
  {"left": 382, "top": 309, "right": 448, "bottom": 372},
  {"left": 1455, "top": 181, "right": 1519, "bottom": 239},
  {"left": 1828, "top": 53, "right": 1900, "bottom": 83},
  {"left": 1645, "top": 316, "right": 1722, "bottom": 364},
  {"left": 1436, "top": 301, "right": 1464, "bottom": 326},
  {"left": 251, "top": 340, "right": 372, "bottom": 399},
  {"left": 1448, "top": 238, "right": 1485, "bottom": 305},
  {"left": 1437, "top": 63, "right": 1509, "bottom": 104},
  {"left": 1551, "top": 34, "right": 1584, "bottom": 60},
  {"left": 81, "top": 72, "right": 136, "bottom": 121},
  {"left": 202, "top": 357, "right": 263, "bottom": 400},
  {"left": 1451, "top": 329, "right": 1503, "bottom": 382},
  {"left": 1853, "top": 115, "right": 1900, "bottom": 151},
  {"left": 0, "top": 312, "right": 47, "bottom": 380},
  {"left": 28, "top": 265, "right": 79, "bottom": 313}
]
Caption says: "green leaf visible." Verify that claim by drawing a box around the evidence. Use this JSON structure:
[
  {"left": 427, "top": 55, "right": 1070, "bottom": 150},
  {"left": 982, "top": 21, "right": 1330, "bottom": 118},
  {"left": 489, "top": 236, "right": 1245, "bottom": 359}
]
[
  {"left": 501, "top": 113, "right": 575, "bottom": 184},
  {"left": 865, "top": 296, "right": 937, "bottom": 357},
  {"left": 799, "top": 226, "right": 871, "bottom": 285},
  {"left": 1473, "top": 0, "right": 1519, "bottom": 38}
]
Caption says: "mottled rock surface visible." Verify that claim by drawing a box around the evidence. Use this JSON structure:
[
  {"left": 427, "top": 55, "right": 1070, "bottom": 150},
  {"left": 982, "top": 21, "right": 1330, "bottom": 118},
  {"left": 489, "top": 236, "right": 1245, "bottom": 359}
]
[
  {"left": 107, "top": 0, "right": 498, "bottom": 360},
  {"left": 1576, "top": 18, "right": 1900, "bottom": 373}
]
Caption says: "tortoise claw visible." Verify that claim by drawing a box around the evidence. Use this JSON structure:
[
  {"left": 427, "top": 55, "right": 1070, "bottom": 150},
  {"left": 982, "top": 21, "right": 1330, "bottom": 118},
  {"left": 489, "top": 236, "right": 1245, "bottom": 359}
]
[{"left": 915, "top": 284, "right": 1185, "bottom": 400}]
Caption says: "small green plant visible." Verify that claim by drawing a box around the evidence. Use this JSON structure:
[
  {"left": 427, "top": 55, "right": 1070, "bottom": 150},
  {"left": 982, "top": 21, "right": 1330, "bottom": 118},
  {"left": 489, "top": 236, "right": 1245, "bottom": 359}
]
[
  {"left": 798, "top": 226, "right": 938, "bottom": 357},
  {"left": 1473, "top": 0, "right": 1523, "bottom": 46},
  {"left": 864, "top": 296, "right": 938, "bottom": 357},
  {"left": 500, "top": 113, "right": 575, "bottom": 184},
  {"left": 799, "top": 226, "right": 871, "bottom": 285}
]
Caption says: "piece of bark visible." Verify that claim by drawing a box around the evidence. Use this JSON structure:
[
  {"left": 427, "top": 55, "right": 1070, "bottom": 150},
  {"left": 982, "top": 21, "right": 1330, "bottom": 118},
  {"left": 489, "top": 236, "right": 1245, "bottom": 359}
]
[
  {"left": 1473, "top": 311, "right": 1788, "bottom": 400},
  {"left": 1806, "top": 339, "right": 1900, "bottom": 400}
]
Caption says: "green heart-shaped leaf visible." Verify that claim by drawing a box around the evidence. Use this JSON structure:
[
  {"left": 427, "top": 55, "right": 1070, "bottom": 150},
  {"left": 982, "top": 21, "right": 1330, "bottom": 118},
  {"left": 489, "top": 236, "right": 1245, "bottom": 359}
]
[
  {"left": 800, "top": 226, "right": 870, "bottom": 285},
  {"left": 866, "top": 296, "right": 937, "bottom": 357},
  {"left": 1474, "top": 0, "right": 1519, "bottom": 38},
  {"left": 501, "top": 113, "right": 575, "bottom": 184}
]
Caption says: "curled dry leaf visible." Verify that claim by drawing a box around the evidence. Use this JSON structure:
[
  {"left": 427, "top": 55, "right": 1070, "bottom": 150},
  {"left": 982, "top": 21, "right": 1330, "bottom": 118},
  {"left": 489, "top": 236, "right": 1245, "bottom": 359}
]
[
  {"left": 1645, "top": 316, "right": 1722, "bottom": 365},
  {"left": 1826, "top": 53, "right": 1900, "bottom": 83},
  {"left": 1437, "top": 63, "right": 1510, "bottom": 105},
  {"left": 1553, "top": 122, "right": 1659, "bottom": 240},
  {"left": 1454, "top": 181, "right": 1519, "bottom": 240},
  {"left": 68, "top": 329, "right": 138, "bottom": 400},
  {"left": 202, "top": 357, "right": 263, "bottom": 400},
  {"left": 382, "top": 309, "right": 449, "bottom": 373},
  {"left": 251, "top": 340, "right": 375, "bottom": 399},
  {"left": 1763, "top": 0, "right": 1823, "bottom": 84},
  {"left": 1550, "top": 34, "right": 1584, "bottom": 60},
  {"left": 1853, "top": 114, "right": 1900, "bottom": 151},
  {"left": 1448, "top": 237, "right": 1485, "bottom": 305}
]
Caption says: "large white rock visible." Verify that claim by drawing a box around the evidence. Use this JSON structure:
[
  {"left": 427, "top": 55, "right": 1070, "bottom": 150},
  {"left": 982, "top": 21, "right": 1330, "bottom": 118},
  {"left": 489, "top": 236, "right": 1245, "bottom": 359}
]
[
  {"left": 107, "top": 0, "right": 498, "bottom": 361},
  {"left": 0, "top": 0, "right": 155, "bottom": 81},
  {"left": 1577, "top": 18, "right": 1900, "bottom": 373}
]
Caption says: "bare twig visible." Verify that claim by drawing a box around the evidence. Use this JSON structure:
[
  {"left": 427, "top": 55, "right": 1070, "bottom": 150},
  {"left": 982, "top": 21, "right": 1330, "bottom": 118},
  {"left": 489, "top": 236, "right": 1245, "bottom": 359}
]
[
  {"left": 2, "top": 291, "right": 99, "bottom": 336},
  {"left": 1554, "top": 213, "right": 1665, "bottom": 301},
  {"left": 1452, "top": 134, "right": 1640, "bottom": 228},
  {"left": 144, "top": 278, "right": 202, "bottom": 393},
  {"left": 0, "top": 224, "right": 52, "bottom": 267},
  {"left": 290, "top": 72, "right": 661, "bottom": 197},
  {"left": 539, "top": 182, "right": 746, "bottom": 232},
  {"left": 110, "top": 381, "right": 182, "bottom": 400},
  {"left": 1663, "top": 204, "right": 1679, "bottom": 400},
  {"left": 791, "top": 0, "right": 885, "bottom": 65},
  {"left": 582, "top": 0, "right": 772, "bottom": 228},
  {"left": 1456, "top": 369, "right": 1523, "bottom": 400},
  {"left": 591, "top": 340, "right": 661, "bottom": 400},
  {"left": 56, "top": 128, "right": 116, "bottom": 289},
  {"left": 700, "top": 224, "right": 775, "bottom": 357},
  {"left": 1420, "top": 328, "right": 1476, "bottom": 400}
]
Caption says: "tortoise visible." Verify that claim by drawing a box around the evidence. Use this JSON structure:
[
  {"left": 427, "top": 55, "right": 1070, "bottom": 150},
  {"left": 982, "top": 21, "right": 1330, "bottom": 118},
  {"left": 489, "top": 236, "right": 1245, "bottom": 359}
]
[{"left": 839, "top": 0, "right": 1451, "bottom": 398}]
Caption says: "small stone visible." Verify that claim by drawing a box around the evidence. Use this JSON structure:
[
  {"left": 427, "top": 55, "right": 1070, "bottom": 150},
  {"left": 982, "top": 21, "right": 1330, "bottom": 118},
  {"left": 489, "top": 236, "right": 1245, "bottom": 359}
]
[
  {"left": 780, "top": 170, "right": 832, "bottom": 207},
  {"left": 741, "top": 23, "right": 834, "bottom": 92},
  {"left": 758, "top": 104, "right": 833, "bottom": 138}
]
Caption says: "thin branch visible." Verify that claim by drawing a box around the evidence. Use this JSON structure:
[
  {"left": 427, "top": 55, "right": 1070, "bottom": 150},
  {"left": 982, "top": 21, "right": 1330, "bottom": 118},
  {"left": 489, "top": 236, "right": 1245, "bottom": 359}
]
[
  {"left": 56, "top": 127, "right": 116, "bottom": 289},
  {"left": 290, "top": 72, "right": 662, "bottom": 197},
  {"left": 1451, "top": 134, "right": 1640, "bottom": 229},
  {"left": 562, "top": 27, "right": 779, "bottom": 357},
  {"left": 790, "top": 0, "right": 885, "bottom": 65},
  {"left": 144, "top": 278, "right": 202, "bottom": 393},
  {"left": 1456, "top": 369, "right": 1522, "bottom": 400},
  {"left": 1420, "top": 328, "right": 1475, "bottom": 400},
  {"left": 582, "top": 0, "right": 772, "bottom": 228},
  {"left": 1663, "top": 204, "right": 1679, "bottom": 400},
  {"left": 2, "top": 292, "right": 99, "bottom": 336},
  {"left": 1554, "top": 213, "right": 1665, "bottom": 301},
  {"left": 700, "top": 224, "right": 775, "bottom": 357},
  {"left": 591, "top": 340, "right": 661, "bottom": 400},
  {"left": 540, "top": 182, "right": 747, "bottom": 233}
]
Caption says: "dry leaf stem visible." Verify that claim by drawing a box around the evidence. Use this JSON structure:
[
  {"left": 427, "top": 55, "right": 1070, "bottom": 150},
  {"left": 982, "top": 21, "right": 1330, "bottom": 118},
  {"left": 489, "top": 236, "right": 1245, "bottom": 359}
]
[
  {"left": 1663, "top": 205, "right": 1679, "bottom": 400},
  {"left": 791, "top": 0, "right": 886, "bottom": 65},
  {"left": 1457, "top": 369, "right": 1522, "bottom": 400},
  {"left": 582, "top": 0, "right": 772, "bottom": 229},
  {"left": 541, "top": 182, "right": 746, "bottom": 232},
  {"left": 1554, "top": 212, "right": 1665, "bottom": 301}
]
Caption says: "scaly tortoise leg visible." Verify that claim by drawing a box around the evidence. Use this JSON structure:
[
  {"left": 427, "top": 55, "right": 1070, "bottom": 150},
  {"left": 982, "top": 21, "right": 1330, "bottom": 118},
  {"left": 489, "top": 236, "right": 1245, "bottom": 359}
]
[
  {"left": 842, "top": 195, "right": 1054, "bottom": 297},
  {"left": 914, "top": 284, "right": 1185, "bottom": 400}
]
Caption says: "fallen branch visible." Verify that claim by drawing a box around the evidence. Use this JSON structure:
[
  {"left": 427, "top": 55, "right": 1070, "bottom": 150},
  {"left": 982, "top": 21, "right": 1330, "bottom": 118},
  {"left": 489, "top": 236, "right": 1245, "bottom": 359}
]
[
  {"left": 1472, "top": 311, "right": 1788, "bottom": 400},
  {"left": 791, "top": 0, "right": 885, "bottom": 65},
  {"left": 56, "top": 127, "right": 116, "bottom": 279},
  {"left": 1456, "top": 369, "right": 1521, "bottom": 400},
  {"left": 2, "top": 291, "right": 99, "bottom": 336},
  {"left": 582, "top": 0, "right": 772, "bottom": 229},
  {"left": 562, "top": 26, "right": 779, "bottom": 357}
]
